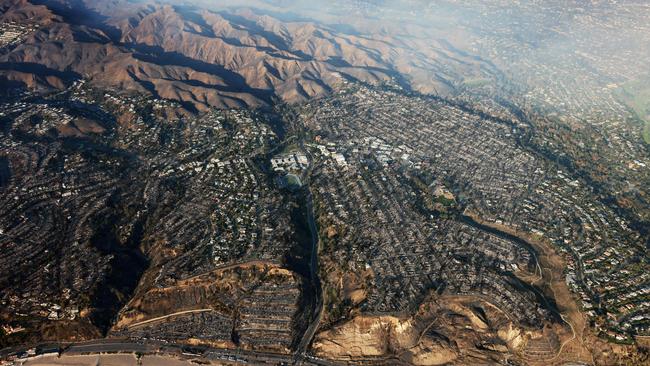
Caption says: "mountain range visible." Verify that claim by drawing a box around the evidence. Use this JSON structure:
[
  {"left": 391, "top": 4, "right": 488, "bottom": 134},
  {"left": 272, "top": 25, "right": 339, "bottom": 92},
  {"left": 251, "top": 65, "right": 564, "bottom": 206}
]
[{"left": 0, "top": 0, "right": 491, "bottom": 111}]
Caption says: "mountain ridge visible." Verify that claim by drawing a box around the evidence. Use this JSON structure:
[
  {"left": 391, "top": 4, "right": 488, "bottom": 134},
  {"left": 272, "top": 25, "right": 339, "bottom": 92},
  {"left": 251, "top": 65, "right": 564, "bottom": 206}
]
[{"left": 0, "top": 0, "right": 491, "bottom": 110}]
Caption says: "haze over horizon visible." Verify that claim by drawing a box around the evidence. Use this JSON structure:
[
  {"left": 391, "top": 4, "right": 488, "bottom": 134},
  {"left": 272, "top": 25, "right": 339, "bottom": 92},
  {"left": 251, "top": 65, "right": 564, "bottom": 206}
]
[{"left": 0, "top": 1, "right": 648, "bottom": 365}]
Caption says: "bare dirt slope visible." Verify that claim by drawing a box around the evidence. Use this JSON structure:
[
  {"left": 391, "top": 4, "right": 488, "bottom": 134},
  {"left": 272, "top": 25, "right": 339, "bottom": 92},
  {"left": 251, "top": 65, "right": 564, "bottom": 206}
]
[{"left": 0, "top": 0, "right": 491, "bottom": 110}]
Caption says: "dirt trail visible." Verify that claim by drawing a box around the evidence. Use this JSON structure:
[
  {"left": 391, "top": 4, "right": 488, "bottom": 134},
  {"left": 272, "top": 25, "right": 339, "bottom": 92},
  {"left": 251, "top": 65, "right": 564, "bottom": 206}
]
[
  {"left": 126, "top": 308, "right": 213, "bottom": 329},
  {"left": 466, "top": 212, "right": 593, "bottom": 365}
]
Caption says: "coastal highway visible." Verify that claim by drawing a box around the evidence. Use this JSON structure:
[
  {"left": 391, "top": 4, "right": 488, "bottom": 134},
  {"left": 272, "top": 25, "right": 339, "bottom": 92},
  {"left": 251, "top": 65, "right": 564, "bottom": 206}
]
[{"left": 3, "top": 339, "right": 342, "bottom": 366}]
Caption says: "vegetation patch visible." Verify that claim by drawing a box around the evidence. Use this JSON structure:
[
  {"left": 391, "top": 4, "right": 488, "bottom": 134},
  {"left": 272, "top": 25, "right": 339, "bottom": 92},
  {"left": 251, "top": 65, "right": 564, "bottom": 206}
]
[{"left": 615, "top": 79, "right": 650, "bottom": 144}]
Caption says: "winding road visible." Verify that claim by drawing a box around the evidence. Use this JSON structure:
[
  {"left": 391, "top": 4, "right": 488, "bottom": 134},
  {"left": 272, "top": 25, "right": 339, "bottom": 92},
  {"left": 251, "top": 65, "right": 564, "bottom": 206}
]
[{"left": 295, "top": 142, "right": 324, "bottom": 359}]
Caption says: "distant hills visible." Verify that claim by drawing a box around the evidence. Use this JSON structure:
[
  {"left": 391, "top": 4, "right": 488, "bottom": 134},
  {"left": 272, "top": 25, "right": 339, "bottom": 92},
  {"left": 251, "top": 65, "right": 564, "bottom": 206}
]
[{"left": 0, "top": 0, "right": 491, "bottom": 111}]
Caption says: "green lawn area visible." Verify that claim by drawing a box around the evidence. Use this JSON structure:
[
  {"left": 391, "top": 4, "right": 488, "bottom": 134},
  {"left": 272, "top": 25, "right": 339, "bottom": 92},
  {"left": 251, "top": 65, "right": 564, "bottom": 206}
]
[
  {"left": 615, "top": 79, "right": 650, "bottom": 144},
  {"left": 462, "top": 78, "right": 491, "bottom": 89},
  {"left": 433, "top": 195, "right": 455, "bottom": 207},
  {"left": 281, "top": 142, "right": 299, "bottom": 154},
  {"left": 285, "top": 173, "right": 302, "bottom": 188}
]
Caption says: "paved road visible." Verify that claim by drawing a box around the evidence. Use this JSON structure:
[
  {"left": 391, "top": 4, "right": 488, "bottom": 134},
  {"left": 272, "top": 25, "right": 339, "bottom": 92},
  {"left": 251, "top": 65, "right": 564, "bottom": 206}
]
[
  {"left": 4, "top": 339, "right": 342, "bottom": 366},
  {"left": 294, "top": 142, "right": 324, "bottom": 359},
  {"left": 66, "top": 341, "right": 151, "bottom": 354}
]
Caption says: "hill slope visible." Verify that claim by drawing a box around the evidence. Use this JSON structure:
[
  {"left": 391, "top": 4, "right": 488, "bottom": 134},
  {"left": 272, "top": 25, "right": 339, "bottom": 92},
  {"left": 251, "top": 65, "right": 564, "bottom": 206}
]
[{"left": 0, "top": 0, "right": 492, "bottom": 110}]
